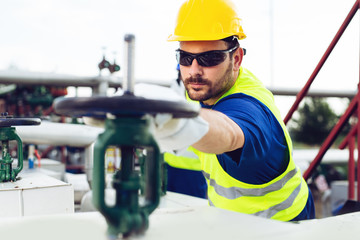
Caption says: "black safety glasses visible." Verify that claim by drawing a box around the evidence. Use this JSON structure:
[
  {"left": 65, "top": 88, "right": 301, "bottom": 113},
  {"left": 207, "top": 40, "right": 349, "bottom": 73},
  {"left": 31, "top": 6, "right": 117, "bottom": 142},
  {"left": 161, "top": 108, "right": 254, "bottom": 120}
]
[{"left": 175, "top": 45, "right": 238, "bottom": 67}]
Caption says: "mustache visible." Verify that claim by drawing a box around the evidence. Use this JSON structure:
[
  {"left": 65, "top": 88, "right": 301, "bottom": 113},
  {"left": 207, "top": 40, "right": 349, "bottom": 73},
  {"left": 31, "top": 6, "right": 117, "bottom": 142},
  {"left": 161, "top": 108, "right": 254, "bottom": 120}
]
[{"left": 184, "top": 76, "right": 210, "bottom": 85}]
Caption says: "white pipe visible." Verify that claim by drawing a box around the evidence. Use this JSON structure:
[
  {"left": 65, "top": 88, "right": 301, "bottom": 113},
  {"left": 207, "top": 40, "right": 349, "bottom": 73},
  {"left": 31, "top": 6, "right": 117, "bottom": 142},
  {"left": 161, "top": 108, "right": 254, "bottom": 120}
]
[{"left": 16, "top": 121, "right": 104, "bottom": 147}]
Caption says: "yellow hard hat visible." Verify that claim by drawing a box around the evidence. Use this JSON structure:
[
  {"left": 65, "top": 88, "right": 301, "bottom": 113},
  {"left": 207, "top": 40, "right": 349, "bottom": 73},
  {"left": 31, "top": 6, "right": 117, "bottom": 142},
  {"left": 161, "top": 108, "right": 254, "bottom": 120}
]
[{"left": 167, "top": 0, "right": 246, "bottom": 42}]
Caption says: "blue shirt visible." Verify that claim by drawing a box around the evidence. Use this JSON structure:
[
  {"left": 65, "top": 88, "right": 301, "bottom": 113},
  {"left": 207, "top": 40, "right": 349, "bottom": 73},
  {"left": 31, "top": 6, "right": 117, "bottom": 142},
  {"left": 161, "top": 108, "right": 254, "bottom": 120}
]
[
  {"left": 201, "top": 93, "right": 288, "bottom": 184},
  {"left": 166, "top": 164, "right": 207, "bottom": 199}
]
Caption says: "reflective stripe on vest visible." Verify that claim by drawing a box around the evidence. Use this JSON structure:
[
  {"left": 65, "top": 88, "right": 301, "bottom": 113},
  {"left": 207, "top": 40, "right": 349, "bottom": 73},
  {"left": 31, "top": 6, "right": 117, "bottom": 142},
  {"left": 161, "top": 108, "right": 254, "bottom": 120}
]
[
  {"left": 202, "top": 167, "right": 297, "bottom": 198},
  {"left": 192, "top": 67, "right": 309, "bottom": 221},
  {"left": 203, "top": 167, "right": 306, "bottom": 219},
  {"left": 206, "top": 179, "right": 303, "bottom": 219}
]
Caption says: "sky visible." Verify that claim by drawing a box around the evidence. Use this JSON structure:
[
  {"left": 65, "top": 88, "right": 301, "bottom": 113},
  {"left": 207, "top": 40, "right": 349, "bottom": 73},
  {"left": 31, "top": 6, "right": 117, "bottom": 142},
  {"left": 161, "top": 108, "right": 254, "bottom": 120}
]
[{"left": 0, "top": 0, "right": 358, "bottom": 117}]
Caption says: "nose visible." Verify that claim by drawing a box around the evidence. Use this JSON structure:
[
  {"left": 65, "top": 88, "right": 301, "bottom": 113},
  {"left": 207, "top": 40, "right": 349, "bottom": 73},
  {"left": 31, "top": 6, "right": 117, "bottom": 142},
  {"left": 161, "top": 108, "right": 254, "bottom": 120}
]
[{"left": 188, "top": 58, "right": 204, "bottom": 77}]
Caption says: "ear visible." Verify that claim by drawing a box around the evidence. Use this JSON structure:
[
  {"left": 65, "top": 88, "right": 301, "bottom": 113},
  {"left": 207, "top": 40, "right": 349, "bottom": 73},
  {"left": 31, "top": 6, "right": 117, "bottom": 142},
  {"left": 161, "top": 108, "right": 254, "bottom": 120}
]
[{"left": 232, "top": 47, "right": 244, "bottom": 71}]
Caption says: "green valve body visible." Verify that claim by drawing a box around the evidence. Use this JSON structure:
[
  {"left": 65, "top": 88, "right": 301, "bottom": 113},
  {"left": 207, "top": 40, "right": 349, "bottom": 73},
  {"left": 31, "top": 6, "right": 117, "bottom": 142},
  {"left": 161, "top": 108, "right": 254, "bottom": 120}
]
[
  {"left": 92, "top": 117, "right": 162, "bottom": 237},
  {"left": 0, "top": 127, "right": 23, "bottom": 182}
]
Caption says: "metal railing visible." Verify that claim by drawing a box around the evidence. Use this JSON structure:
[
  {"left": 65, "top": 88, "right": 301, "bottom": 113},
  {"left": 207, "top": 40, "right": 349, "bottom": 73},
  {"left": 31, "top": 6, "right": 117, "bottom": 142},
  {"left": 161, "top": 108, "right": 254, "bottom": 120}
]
[{"left": 283, "top": 1, "right": 360, "bottom": 199}]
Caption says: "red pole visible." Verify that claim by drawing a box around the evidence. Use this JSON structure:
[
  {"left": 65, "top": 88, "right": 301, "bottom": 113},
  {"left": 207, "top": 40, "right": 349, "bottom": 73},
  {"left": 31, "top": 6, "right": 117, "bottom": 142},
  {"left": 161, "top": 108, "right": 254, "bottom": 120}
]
[
  {"left": 358, "top": 101, "right": 360, "bottom": 200},
  {"left": 303, "top": 93, "right": 359, "bottom": 180},
  {"left": 348, "top": 136, "right": 355, "bottom": 200},
  {"left": 358, "top": 0, "right": 360, "bottom": 202},
  {"left": 284, "top": 1, "right": 360, "bottom": 125},
  {"left": 339, "top": 123, "right": 358, "bottom": 199},
  {"left": 339, "top": 123, "right": 358, "bottom": 150}
]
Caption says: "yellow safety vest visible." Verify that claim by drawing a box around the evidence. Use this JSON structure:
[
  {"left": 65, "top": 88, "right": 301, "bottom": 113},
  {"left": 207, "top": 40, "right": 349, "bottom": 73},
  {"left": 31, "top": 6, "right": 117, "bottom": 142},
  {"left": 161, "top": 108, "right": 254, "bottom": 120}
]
[
  {"left": 192, "top": 67, "right": 309, "bottom": 221},
  {"left": 164, "top": 147, "right": 201, "bottom": 171}
]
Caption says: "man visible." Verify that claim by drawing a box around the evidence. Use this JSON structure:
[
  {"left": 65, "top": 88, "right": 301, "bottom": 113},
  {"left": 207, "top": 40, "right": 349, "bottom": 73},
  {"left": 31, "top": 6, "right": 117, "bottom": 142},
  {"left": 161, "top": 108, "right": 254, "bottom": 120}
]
[{"left": 165, "top": 0, "right": 315, "bottom": 221}]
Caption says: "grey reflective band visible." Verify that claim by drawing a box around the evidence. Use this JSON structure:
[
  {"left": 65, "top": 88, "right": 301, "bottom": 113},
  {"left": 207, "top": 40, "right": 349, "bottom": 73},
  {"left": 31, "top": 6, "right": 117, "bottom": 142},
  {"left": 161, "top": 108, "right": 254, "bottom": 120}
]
[
  {"left": 208, "top": 182, "right": 302, "bottom": 218},
  {"left": 202, "top": 168, "right": 298, "bottom": 198},
  {"left": 254, "top": 181, "right": 302, "bottom": 218},
  {"left": 203, "top": 167, "right": 302, "bottom": 218}
]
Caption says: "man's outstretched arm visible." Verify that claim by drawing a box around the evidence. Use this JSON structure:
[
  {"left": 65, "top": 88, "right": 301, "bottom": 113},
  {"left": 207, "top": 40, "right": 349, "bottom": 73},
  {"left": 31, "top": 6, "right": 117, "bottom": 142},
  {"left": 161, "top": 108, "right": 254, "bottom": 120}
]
[{"left": 192, "top": 108, "right": 244, "bottom": 154}]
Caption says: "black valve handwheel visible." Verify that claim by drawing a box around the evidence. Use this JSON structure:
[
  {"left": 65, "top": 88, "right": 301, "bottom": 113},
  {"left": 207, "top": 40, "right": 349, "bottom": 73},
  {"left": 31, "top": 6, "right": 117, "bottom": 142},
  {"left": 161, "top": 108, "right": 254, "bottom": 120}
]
[
  {"left": 0, "top": 118, "right": 41, "bottom": 127},
  {"left": 53, "top": 94, "right": 199, "bottom": 118}
]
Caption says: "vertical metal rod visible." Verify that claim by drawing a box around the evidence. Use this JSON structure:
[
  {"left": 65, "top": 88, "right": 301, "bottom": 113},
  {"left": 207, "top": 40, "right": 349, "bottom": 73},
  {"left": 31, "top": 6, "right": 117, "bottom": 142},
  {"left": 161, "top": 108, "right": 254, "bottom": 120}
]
[
  {"left": 339, "top": 123, "right": 358, "bottom": 200},
  {"left": 348, "top": 136, "right": 355, "bottom": 200},
  {"left": 123, "top": 34, "right": 135, "bottom": 94},
  {"left": 1, "top": 140, "right": 7, "bottom": 158},
  {"left": 117, "top": 146, "right": 134, "bottom": 207},
  {"left": 358, "top": 141, "right": 360, "bottom": 201},
  {"left": 357, "top": 34, "right": 360, "bottom": 200},
  {"left": 358, "top": 0, "right": 360, "bottom": 202}
]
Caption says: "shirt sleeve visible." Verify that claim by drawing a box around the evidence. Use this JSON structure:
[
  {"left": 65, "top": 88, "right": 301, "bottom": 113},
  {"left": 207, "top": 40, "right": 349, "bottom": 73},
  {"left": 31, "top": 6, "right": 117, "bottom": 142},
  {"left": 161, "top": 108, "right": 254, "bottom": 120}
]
[{"left": 211, "top": 93, "right": 288, "bottom": 184}]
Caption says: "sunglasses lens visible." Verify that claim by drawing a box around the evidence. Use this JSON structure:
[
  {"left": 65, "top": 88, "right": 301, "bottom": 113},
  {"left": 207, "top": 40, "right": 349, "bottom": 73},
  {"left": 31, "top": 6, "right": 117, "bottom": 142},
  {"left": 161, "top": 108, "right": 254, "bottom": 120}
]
[
  {"left": 176, "top": 52, "right": 194, "bottom": 66},
  {"left": 176, "top": 49, "right": 231, "bottom": 67},
  {"left": 197, "top": 52, "right": 227, "bottom": 67}
]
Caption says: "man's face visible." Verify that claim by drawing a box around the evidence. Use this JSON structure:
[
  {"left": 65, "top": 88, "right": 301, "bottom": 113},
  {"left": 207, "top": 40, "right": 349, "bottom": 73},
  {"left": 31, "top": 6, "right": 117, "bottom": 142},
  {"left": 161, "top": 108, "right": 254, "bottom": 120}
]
[{"left": 179, "top": 40, "right": 238, "bottom": 105}]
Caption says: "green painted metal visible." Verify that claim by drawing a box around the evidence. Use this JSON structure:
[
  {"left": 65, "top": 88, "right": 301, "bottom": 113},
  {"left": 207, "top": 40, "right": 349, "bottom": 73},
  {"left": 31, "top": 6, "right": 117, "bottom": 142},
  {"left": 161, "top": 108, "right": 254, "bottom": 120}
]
[
  {"left": 160, "top": 154, "right": 167, "bottom": 196},
  {"left": 92, "top": 117, "right": 162, "bottom": 238},
  {"left": 0, "top": 127, "right": 23, "bottom": 182}
]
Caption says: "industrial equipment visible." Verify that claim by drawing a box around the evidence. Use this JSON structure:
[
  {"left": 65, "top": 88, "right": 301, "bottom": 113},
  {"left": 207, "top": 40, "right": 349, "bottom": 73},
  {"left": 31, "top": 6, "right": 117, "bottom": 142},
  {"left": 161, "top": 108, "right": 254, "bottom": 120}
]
[
  {"left": 0, "top": 113, "right": 40, "bottom": 182},
  {"left": 53, "top": 34, "right": 199, "bottom": 238}
]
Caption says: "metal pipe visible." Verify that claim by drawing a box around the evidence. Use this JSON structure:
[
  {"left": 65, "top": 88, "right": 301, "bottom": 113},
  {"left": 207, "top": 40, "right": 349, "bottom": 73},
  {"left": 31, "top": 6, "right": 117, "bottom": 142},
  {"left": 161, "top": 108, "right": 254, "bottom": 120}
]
[
  {"left": 358, "top": 0, "right": 360, "bottom": 202},
  {"left": 339, "top": 123, "right": 358, "bottom": 149},
  {"left": 123, "top": 34, "right": 135, "bottom": 94},
  {"left": 84, "top": 143, "right": 94, "bottom": 188},
  {"left": 357, "top": 82, "right": 360, "bottom": 201},
  {"left": 0, "top": 71, "right": 171, "bottom": 88},
  {"left": 0, "top": 71, "right": 122, "bottom": 88},
  {"left": 268, "top": 88, "right": 356, "bottom": 98},
  {"left": 338, "top": 122, "right": 357, "bottom": 199},
  {"left": 348, "top": 136, "right": 355, "bottom": 200}
]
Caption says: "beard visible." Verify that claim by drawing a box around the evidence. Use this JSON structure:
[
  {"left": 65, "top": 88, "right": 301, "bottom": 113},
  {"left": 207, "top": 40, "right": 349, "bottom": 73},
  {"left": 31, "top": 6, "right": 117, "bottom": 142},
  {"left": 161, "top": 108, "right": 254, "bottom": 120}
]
[{"left": 182, "top": 62, "right": 234, "bottom": 103}]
